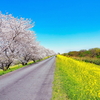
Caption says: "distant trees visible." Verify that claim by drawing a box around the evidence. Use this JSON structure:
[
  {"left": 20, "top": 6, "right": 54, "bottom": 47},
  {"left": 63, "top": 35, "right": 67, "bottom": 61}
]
[
  {"left": 0, "top": 12, "right": 56, "bottom": 70},
  {"left": 63, "top": 48, "right": 100, "bottom": 58}
]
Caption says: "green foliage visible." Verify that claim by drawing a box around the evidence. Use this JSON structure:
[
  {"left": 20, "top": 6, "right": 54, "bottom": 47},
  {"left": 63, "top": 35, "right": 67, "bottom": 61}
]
[
  {"left": 62, "top": 48, "right": 100, "bottom": 65},
  {"left": 63, "top": 48, "right": 100, "bottom": 58},
  {"left": 73, "top": 57, "right": 100, "bottom": 65}
]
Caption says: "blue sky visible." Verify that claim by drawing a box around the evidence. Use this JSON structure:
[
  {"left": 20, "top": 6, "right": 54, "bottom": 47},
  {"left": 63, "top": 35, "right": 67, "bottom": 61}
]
[{"left": 1, "top": 0, "right": 100, "bottom": 53}]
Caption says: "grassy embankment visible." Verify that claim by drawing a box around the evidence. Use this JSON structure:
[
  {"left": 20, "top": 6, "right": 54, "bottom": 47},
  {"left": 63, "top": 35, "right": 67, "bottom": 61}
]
[
  {"left": 0, "top": 57, "right": 49, "bottom": 76},
  {"left": 52, "top": 55, "right": 100, "bottom": 100},
  {"left": 72, "top": 57, "right": 100, "bottom": 65}
]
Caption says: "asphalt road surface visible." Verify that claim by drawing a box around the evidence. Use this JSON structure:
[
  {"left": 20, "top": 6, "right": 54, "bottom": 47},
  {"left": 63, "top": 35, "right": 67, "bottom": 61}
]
[{"left": 0, "top": 57, "right": 55, "bottom": 100}]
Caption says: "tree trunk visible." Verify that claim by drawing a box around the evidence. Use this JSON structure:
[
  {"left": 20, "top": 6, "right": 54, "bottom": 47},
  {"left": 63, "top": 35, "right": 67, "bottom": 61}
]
[
  {"left": 32, "top": 59, "right": 36, "bottom": 63},
  {"left": 6, "top": 62, "right": 12, "bottom": 70}
]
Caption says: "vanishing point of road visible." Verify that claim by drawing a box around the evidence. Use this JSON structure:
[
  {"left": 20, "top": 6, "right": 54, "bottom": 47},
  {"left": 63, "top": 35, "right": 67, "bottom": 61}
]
[{"left": 0, "top": 57, "right": 55, "bottom": 100}]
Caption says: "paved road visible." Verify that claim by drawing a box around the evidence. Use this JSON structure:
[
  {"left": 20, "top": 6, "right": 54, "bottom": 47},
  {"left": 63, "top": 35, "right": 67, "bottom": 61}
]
[{"left": 0, "top": 57, "right": 55, "bottom": 100}]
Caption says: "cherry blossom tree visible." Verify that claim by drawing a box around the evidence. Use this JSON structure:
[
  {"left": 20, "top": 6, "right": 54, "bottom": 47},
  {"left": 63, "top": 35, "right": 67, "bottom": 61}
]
[{"left": 0, "top": 12, "right": 56, "bottom": 70}]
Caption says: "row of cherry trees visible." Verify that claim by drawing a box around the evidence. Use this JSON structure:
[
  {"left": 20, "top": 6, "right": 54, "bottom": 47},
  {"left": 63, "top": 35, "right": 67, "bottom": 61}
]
[{"left": 0, "top": 12, "right": 55, "bottom": 70}]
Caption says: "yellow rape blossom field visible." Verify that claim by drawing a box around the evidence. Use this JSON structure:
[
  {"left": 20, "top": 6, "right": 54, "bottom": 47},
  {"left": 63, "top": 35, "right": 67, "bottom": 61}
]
[{"left": 52, "top": 55, "right": 100, "bottom": 100}]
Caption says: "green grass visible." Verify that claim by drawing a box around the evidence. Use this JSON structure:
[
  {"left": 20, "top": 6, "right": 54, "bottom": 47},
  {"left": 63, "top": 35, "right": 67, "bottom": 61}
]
[
  {"left": 72, "top": 57, "right": 100, "bottom": 65},
  {"left": 52, "top": 61, "right": 69, "bottom": 100},
  {"left": 0, "top": 64, "right": 24, "bottom": 76},
  {"left": 52, "top": 55, "right": 100, "bottom": 100},
  {"left": 0, "top": 57, "right": 50, "bottom": 76},
  {"left": 0, "top": 61, "right": 34, "bottom": 76}
]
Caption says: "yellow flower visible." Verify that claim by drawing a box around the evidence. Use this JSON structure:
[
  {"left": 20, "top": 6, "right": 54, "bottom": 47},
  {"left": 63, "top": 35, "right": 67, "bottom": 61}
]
[{"left": 98, "top": 92, "right": 100, "bottom": 97}]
